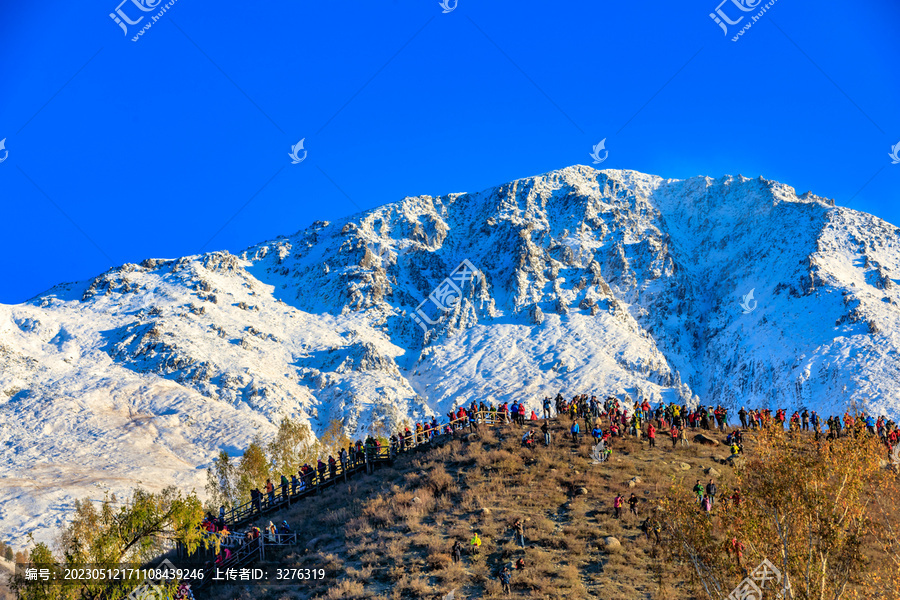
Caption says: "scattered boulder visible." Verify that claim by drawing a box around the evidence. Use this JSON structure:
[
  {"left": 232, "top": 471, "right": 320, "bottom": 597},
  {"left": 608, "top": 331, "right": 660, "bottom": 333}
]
[
  {"left": 576, "top": 487, "right": 589, "bottom": 496},
  {"left": 727, "top": 456, "right": 747, "bottom": 469},
  {"left": 627, "top": 477, "right": 641, "bottom": 488},
  {"left": 679, "top": 462, "right": 691, "bottom": 471},
  {"left": 411, "top": 496, "right": 422, "bottom": 504},
  {"left": 604, "top": 536, "right": 622, "bottom": 551},
  {"left": 480, "top": 507, "right": 492, "bottom": 517},
  {"left": 694, "top": 434, "right": 719, "bottom": 446},
  {"left": 305, "top": 535, "right": 331, "bottom": 550},
  {"left": 705, "top": 467, "right": 721, "bottom": 478}
]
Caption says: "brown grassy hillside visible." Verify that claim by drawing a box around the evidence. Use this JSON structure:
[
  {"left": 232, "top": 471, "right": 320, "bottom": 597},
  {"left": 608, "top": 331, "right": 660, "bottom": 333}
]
[{"left": 201, "top": 419, "right": 742, "bottom": 600}]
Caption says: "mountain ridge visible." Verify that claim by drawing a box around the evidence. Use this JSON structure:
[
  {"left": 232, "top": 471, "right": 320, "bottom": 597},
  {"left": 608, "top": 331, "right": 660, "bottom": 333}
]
[{"left": 2, "top": 165, "right": 899, "bottom": 544}]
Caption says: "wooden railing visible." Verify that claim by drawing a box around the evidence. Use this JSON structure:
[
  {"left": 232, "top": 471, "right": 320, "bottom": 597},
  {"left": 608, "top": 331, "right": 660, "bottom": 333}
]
[
  {"left": 191, "top": 532, "right": 300, "bottom": 590},
  {"left": 182, "top": 409, "right": 515, "bottom": 589},
  {"left": 219, "top": 410, "right": 514, "bottom": 530}
]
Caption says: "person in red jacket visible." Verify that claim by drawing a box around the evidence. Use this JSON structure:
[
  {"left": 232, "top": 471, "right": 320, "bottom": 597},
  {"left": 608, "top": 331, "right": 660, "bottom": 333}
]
[
  {"left": 647, "top": 423, "right": 656, "bottom": 448},
  {"left": 729, "top": 537, "right": 744, "bottom": 568},
  {"left": 670, "top": 425, "right": 679, "bottom": 448}
]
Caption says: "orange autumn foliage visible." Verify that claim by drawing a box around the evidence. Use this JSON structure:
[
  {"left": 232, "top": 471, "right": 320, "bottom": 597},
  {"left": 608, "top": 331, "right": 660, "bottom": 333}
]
[{"left": 664, "top": 421, "right": 900, "bottom": 600}]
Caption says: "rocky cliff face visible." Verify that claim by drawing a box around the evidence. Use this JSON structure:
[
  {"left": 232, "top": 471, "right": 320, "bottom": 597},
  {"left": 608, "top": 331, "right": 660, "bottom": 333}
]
[{"left": 2, "top": 165, "right": 899, "bottom": 542}]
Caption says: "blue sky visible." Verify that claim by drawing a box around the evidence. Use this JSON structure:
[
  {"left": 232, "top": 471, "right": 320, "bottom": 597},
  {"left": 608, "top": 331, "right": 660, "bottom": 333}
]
[{"left": 1, "top": 0, "right": 898, "bottom": 303}]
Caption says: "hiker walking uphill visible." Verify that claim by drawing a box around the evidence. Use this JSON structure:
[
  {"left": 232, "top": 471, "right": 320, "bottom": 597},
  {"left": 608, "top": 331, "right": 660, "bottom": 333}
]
[
  {"left": 451, "top": 540, "right": 463, "bottom": 563},
  {"left": 628, "top": 493, "right": 639, "bottom": 516},
  {"left": 613, "top": 493, "right": 624, "bottom": 519},
  {"left": 265, "top": 479, "right": 275, "bottom": 506},
  {"left": 470, "top": 532, "right": 482, "bottom": 555}
]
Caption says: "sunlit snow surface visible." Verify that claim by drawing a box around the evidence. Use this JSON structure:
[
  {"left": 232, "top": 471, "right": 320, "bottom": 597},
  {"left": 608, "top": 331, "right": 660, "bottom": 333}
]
[{"left": 2, "top": 166, "right": 899, "bottom": 543}]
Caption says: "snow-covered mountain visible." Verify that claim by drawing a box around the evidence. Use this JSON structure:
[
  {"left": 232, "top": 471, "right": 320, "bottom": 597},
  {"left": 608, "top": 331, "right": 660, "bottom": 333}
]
[{"left": 2, "top": 166, "right": 900, "bottom": 543}]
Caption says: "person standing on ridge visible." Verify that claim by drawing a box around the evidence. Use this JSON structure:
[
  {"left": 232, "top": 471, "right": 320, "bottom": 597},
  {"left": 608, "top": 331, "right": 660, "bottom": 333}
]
[
  {"left": 591, "top": 424, "right": 603, "bottom": 444},
  {"left": 339, "top": 447, "right": 348, "bottom": 474}
]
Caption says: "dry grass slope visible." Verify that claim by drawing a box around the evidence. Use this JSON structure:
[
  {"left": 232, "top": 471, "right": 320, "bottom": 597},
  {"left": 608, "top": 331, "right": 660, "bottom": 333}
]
[{"left": 202, "top": 420, "right": 743, "bottom": 600}]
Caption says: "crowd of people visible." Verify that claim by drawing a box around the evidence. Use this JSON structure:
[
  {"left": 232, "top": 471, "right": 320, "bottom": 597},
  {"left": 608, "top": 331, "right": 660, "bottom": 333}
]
[
  {"left": 185, "top": 391, "right": 898, "bottom": 595},
  {"left": 422, "top": 392, "right": 899, "bottom": 593},
  {"left": 226, "top": 436, "right": 391, "bottom": 523},
  {"left": 197, "top": 511, "right": 295, "bottom": 578},
  {"left": 532, "top": 393, "right": 899, "bottom": 452}
]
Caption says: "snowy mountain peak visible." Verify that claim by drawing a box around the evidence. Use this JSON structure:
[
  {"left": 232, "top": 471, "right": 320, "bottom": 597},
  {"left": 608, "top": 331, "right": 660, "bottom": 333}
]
[{"left": 2, "top": 166, "right": 900, "bottom": 543}]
